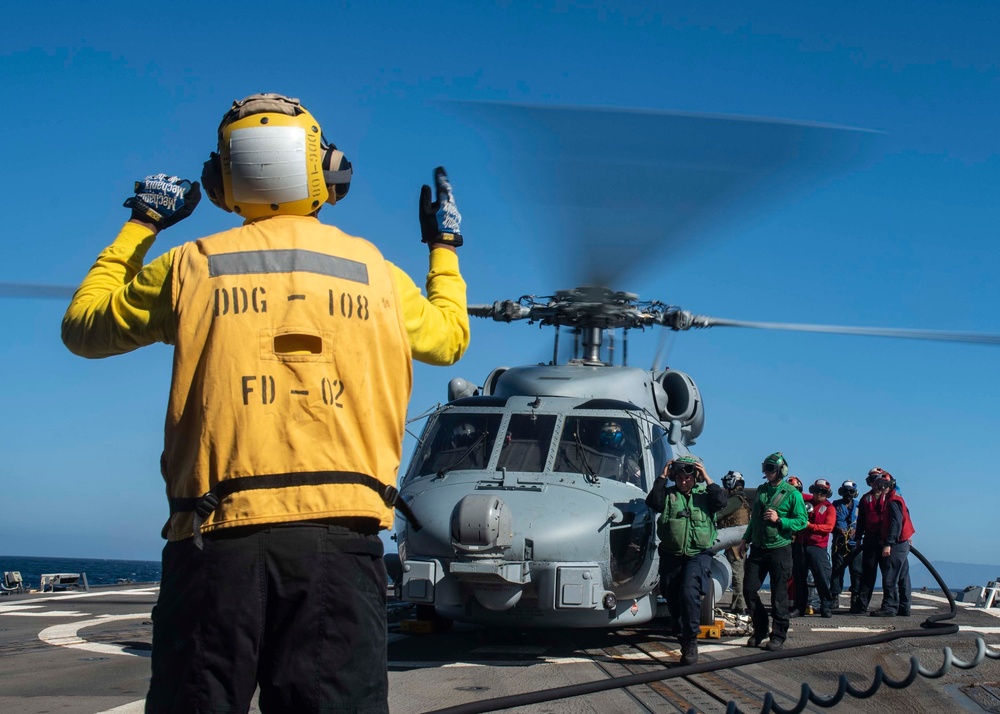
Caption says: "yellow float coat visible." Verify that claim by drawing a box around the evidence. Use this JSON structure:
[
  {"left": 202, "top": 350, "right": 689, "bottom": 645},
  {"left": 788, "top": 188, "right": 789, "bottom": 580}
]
[
  {"left": 165, "top": 219, "right": 411, "bottom": 537},
  {"left": 62, "top": 216, "right": 469, "bottom": 540}
]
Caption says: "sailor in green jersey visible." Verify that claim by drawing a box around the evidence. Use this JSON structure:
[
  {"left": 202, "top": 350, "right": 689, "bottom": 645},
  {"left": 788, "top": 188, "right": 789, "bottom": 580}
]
[{"left": 738, "top": 452, "right": 808, "bottom": 651}]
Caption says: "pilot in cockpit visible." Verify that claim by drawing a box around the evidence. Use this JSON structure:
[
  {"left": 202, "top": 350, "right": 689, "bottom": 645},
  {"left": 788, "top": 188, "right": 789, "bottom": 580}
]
[
  {"left": 598, "top": 421, "right": 643, "bottom": 486},
  {"left": 448, "top": 421, "right": 489, "bottom": 470},
  {"left": 450, "top": 422, "right": 479, "bottom": 449}
]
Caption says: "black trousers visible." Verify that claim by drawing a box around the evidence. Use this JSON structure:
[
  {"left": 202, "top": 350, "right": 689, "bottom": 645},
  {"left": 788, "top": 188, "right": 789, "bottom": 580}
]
[
  {"left": 146, "top": 523, "right": 389, "bottom": 714},
  {"left": 857, "top": 542, "right": 883, "bottom": 612},
  {"left": 878, "top": 541, "right": 911, "bottom": 613},
  {"left": 797, "top": 545, "right": 834, "bottom": 614},
  {"left": 791, "top": 542, "right": 807, "bottom": 611},
  {"left": 659, "top": 550, "right": 713, "bottom": 642},
  {"left": 743, "top": 544, "right": 792, "bottom": 643},
  {"left": 831, "top": 541, "right": 862, "bottom": 599}
]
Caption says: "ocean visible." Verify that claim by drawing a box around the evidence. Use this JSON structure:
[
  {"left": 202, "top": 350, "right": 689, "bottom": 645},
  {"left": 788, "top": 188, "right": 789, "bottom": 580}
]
[{"left": 0, "top": 555, "right": 160, "bottom": 591}]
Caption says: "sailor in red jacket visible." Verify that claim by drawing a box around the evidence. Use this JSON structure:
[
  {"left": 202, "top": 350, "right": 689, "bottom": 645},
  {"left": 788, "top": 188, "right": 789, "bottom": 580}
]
[
  {"left": 795, "top": 479, "right": 837, "bottom": 617},
  {"left": 869, "top": 472, "right": 915, "bottom": 617},
  {"left": 853, "top": 467, "right": 888, "bottom": 614}
]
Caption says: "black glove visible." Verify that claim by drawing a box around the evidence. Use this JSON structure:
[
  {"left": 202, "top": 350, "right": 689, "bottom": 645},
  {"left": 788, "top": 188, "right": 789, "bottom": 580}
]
[
  {"left": 419, "top": 166, "right": 463, "bottom": 247},
  {"left": 124, "top": 174, "right": 201, "bottom": 230}
]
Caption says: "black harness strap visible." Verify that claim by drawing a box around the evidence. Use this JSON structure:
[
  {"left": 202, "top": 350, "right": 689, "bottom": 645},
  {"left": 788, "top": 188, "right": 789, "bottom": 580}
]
[{"left": 169, "top": 470, "right": 422, "bottom": 547}]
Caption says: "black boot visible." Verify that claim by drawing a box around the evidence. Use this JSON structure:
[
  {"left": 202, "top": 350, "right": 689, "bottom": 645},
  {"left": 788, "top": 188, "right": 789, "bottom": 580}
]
[{"left": 680, "top": 638, "right": 699, "bottom": 666}]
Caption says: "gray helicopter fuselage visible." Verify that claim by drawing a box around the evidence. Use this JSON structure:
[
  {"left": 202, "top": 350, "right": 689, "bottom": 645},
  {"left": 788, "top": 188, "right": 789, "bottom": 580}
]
[{"left": 395, "top": 362, "right": 737, "bottom": 628}]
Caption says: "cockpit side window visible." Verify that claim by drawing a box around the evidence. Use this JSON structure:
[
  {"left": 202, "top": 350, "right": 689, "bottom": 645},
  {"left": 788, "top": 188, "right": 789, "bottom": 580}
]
[
  {"left": 649, "top": 424, "right": 670, "bottom": 482},
  {"left": 554, "top": 416, "right": 645, "bottom": 487},
  {"left": 495, "top": 414, "right": 557, "bottom": 473},
  {"left": 406, "top": 413, "right": 504, "bottom": 481}
]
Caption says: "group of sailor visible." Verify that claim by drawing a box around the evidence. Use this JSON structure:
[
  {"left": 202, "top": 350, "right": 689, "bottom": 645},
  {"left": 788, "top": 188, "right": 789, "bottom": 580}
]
[{"left": 646, "top": 452, "right": 916, "bottom": 663}]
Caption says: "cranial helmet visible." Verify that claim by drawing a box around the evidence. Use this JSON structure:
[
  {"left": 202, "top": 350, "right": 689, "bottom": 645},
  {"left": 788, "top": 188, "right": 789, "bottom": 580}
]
[
  {"left": 873, "top": 471, "right": 897, "bottom": 491},
  {"left": 809, "top": 479, "right": 833, "bottom": 497},
  {"left": 762, "top": 452, "right": 789, "bottom": 478},
  {"left": 722, "top": 470, "right": 745, "bottom": 491},
  {"left": 599, "top": 421, "right": 624, "bottom": 449},
  {"left": 786, "top": 476, "right": 803, "bottom": 492},
  {"left": 668, "top": 454, "right": 702, "bottom": 480},
  {"left": 867, "top": 466, "right": 891, "bottom": 487},
  {"left": 839, "top": 479, "right": 858, "bottom": 498},
  {"left": 451, "top": 422, "right": 477, "bottom": 448},
  {"left": 201, "top": 93, "right": 353, "bottom": 220}
]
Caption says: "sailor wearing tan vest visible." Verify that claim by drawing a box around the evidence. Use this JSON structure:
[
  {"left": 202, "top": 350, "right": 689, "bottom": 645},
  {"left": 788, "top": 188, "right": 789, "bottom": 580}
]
[
  {"left": 716, "top": 470, "right": 751, "bottom": 614},
  {"left": 61, "top": 93, "right": 470, "bottom": 714}
]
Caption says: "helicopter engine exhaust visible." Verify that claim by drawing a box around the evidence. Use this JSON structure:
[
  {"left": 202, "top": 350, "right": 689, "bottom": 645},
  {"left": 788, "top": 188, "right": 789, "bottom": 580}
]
[{"left": 651, "top": 369, "right": 705, "bottom": 444}]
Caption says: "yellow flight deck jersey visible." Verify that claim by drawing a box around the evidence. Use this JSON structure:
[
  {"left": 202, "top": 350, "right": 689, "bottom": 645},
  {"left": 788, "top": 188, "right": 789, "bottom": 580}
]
[{"left": 62, "top": 215, "right": 469, "bottom": 541}]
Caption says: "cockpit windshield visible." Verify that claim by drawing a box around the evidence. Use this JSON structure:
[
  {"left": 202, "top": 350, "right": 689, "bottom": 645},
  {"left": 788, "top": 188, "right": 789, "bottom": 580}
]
[
  {"left": 496, "top": 414, "right": 557, "bottom": 472},
  {"left": 553, "top": 416, "right": 645, "bottom": 487},
  {"left": 404, "top": 410, "right": 647, "bottom": 488},
  {"left": 407, "top": 412, "right": 504, "bottom": 480}
]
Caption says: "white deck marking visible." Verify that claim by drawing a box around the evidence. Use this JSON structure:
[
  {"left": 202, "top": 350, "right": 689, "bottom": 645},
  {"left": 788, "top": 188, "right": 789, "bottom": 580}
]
[
  {"left": 0, "top": 603, "right": 43, "bottom": 612},
  {"left": 2, "top": 610, "right": 90, "bottom": 617},
  {"left": 95, "top": 700, "right": 145, "bottom": 713},
  {"left": 0, "top": 602, "right": 90, "bottom": 617},
  {"left": 9, "top": 587, "right": 158, "bottom": 605},
  {"left": 958, "top": 626, "right": 1000, "bottom": 634},
  {"left": 38, "top": 613, "right": 150, "bottom": 657}
]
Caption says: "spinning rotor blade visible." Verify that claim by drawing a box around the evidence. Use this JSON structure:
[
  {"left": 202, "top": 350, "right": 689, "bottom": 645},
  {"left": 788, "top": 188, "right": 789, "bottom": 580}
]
[
  {"left": 443, "top": 101, "right": 878, "bottom": 288},
  {"left": 690, "top": 315, "right": 1000, "bottom": 346},
  {"left": 0, "top": 283, "right": 75, "bottom": 300}
]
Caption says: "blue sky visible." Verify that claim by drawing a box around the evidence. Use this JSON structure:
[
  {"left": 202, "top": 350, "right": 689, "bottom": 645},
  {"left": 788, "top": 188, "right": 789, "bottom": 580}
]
[{"left": 2, "top": 1, "right": 997, "bottom": 566}]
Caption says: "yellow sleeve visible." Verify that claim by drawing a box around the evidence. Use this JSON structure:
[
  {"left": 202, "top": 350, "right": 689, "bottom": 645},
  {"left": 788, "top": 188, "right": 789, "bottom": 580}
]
[
  {"left": 389, "top": 248, "right": 470, "bottom": 366},
  {"left": 61, "top": 221, "right": 177, "bottom": 358}
]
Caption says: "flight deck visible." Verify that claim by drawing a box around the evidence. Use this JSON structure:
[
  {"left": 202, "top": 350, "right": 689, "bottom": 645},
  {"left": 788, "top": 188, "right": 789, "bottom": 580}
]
[{"left": 2, "top": 585, "right": 998, "bottom": 713}]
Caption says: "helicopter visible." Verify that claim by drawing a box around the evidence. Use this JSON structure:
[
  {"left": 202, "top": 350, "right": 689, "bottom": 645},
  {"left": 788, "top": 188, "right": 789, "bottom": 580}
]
[
  {"left": 389, "top": 278, "right": 1000, "bottom": 629},
  {"left": 392, "top": 286, "right": 739, "bottom": 627},
  {"left": 384, "top": 102, "right": 1000, "bottom": 629}
]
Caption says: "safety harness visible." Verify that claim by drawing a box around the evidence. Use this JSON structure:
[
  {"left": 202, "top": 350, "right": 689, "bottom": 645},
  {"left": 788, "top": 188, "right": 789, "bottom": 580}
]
[{"left": 169, "top": 470, "right": 422, "bottom": 548}]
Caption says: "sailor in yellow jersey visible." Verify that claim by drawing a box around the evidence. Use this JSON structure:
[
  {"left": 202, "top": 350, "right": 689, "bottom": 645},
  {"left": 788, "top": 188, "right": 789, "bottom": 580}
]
[{"left": 61, "top": 93, "right": 470, "bottom": 714}]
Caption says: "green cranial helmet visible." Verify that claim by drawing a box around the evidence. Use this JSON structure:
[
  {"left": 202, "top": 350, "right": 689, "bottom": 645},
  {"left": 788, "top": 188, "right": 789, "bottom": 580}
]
[
  {"left": 668, "top": 454, "right": 703, "bottom": 481},
  {"left": 762, "top": 452, "right": 789, "bottom": 478},
  {"left": 674, "top": 455, "right": 702, "bottom": 466}
]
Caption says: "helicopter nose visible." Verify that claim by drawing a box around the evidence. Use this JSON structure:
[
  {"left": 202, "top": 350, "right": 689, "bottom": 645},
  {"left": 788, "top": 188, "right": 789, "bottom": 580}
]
[{"left": 451, "top": 494, "right": 513, "bottom": 552}]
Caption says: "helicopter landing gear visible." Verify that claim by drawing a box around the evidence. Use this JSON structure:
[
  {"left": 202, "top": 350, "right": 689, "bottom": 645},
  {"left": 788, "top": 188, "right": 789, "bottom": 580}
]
[{"left": 414, "top": 604, "right": 453, "bottom": 633}]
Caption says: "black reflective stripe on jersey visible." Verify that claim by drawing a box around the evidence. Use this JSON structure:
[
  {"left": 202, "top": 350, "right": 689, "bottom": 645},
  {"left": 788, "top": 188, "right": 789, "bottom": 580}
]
[
  {"left": 208, "top": 249, "right": 369, "bottom": 284},
  {"left": 169, "top": 470, "right": 421, "bottom": 538}
]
